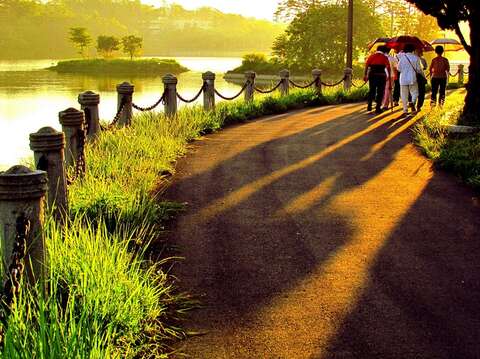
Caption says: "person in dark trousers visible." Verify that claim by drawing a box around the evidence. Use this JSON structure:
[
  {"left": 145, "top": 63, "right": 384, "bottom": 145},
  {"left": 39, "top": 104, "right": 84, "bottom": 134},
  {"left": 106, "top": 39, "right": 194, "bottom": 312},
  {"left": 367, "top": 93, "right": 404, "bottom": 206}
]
[
  {"left": 392, "top": 50, "right": 403, "bottom": 106},
  {"left": 416, "top": 49, "right": 428, "bottom": 111},
  {"left": 429, "top": 45, "right": 450, "bottom": 107},
  {"left": 364, "top": 45, "right": 391, "bottom": 114}
]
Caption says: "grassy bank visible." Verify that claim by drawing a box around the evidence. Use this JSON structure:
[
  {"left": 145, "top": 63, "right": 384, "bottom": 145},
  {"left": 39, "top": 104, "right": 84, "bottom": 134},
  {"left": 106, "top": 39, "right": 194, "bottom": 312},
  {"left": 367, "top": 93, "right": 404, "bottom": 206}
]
[
  {"left": 227, "top": 53, "right": 364, "bottom": 79},
  {"left": 1, "top": 85, "right": 368, "bottom": 357},
  {"left": 48, "top": 58, "right": 189, "bottom": 75},
  {"left": 414, "top": 90, "right": 480, "bottom": 189}
]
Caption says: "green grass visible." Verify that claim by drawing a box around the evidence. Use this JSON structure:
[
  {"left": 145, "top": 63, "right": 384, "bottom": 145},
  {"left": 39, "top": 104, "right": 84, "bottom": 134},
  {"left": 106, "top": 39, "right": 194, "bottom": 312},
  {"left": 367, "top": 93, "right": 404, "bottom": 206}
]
[
  {"left": 48, "top": 59, "right": 189, "bottom": 75},
  {"left": 414, "top": 90, "right": 480, "bottom": 188},
  {"left": 0, "top": 85, "right": 368, "bottom": 358}
]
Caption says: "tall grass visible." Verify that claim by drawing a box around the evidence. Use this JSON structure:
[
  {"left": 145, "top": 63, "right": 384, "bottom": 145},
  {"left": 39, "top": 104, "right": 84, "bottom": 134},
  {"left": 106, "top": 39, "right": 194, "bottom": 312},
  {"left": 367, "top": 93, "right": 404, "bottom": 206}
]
[
  {"left": 1, "top": 86, "right": 368, "bottom": 357},
  {"left": 2, "top": 217, "right": 192, "bottom": 358},
  {"left": 414, "top": 90, "right": 480, "bottom": 188}
]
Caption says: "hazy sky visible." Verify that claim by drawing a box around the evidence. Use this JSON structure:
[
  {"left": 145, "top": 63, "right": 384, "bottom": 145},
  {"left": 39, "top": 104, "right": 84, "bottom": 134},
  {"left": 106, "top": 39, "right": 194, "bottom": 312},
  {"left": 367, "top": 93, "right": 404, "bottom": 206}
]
[{"left": 141, "top": 0, "right": 280, "bottom": 20}]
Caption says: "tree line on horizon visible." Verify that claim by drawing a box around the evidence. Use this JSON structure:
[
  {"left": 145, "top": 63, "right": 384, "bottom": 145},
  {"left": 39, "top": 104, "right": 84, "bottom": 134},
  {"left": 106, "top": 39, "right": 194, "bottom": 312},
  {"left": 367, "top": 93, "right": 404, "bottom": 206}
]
[{"left": 0, "top": 0, "right": 284, "bottom": 59}]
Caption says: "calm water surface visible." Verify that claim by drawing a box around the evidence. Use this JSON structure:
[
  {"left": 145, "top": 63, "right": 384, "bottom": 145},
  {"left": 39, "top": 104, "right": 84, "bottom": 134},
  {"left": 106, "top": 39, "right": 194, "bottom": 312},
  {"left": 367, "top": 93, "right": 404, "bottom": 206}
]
[{"left": 0, "top": 57, "right": 243, "bottom": 169}]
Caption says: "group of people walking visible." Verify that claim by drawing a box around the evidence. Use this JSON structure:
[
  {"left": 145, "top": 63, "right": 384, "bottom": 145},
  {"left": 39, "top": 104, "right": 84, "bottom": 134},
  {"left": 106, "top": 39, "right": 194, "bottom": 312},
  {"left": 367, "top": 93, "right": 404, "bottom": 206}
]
[{"left": 364, "top": 43, "right": 451, "bottom": 116}]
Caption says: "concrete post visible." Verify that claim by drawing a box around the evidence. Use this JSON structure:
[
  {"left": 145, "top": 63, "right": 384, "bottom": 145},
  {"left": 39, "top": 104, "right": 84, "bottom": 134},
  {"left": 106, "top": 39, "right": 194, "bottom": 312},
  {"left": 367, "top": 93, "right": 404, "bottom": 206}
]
[
  {"left": 162, "top": 74, "right": 178, "bottom": 117},
  {"left": 59, "top": 108, "right": 84, "bottom": 169},
  {"left": 279, "top": 69, "right": 290, "bottom": 96},
  {"left": 245, "top": 71, "right": 256, "bottom": 102},
  {"left": 202, "top": 71, "right": 216, "bottom": 111},
  {"left": 458, "top": 64, "right": 464, "bottom": 85},
  {"left": 312, "top": 69, "right": 323, "bottom": 95},
  {"left": 116, "top": 82, "right": 134, "bottom": 126},
  {"left": 344, "top": 68, "right": 353, "bottom": 91},
  {"left": 0, "top": 165, "right": 48, "bottom": 284},
  {"left": 29, "top": 127, "right": 67, "bottom": 220},
  {"left": 78, "top": 91, "right": 100, "bottom": 140}
]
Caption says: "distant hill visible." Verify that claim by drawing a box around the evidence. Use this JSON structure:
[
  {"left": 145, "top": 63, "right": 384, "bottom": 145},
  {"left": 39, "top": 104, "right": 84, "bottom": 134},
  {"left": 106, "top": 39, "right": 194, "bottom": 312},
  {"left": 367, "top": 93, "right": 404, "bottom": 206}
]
[{"left": 0, "top": 1, "right": 285, "bottom": 59}]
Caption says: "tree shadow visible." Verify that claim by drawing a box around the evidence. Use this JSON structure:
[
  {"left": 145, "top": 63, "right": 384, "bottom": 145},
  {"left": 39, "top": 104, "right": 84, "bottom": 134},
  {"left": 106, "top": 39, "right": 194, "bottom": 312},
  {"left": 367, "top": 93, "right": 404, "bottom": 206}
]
[
  {"left": 322, "top": 172, "right": 480, "bottom": 359},
  {"left": 162, "top": 103, "right": 421, "bottom": 336}
]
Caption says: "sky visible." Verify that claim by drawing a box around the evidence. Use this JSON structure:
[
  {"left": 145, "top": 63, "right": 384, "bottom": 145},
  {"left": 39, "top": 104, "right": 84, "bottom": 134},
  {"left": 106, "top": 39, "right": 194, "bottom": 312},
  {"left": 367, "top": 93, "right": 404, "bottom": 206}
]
[{"left": 140, "top": 0, "right": 280, "bottom": 20}]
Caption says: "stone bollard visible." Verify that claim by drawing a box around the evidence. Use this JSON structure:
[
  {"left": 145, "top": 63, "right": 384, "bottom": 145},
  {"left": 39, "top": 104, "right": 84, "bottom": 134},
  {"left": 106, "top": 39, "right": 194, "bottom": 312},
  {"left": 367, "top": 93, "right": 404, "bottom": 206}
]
[
  {"left": 59, "top": 108, "right": 84, "bottom": 169},
  {"left": 245, "top": 71, "right": 256, "bottom": 102},
  {"left": 78, "top": 91, "right": 100, "bottom": 140},
  {"left": 0, "top": 165, "right": 48, "bottom": 284},
  {"left": 344, "top": 68, "right": 353, "bottom": 91},
  {"left": 202, "top": 71, "right": 216, "bottom": 111},
  {"left": 279, "top": 69, "right": 290, "bottom": 96},
  {"left": 163, "top": 74, "right": 178, "bottom": 117},
  {"left": 458, "top": 64, "right": 464, "bottom": 85},
  {"left": 312, "top": 69, "right": 323, "bottom": 95},
  {"left": 116, "top": 82, "right": 134, "bottom": 126},
  {"left": 30, "top": 127, "right": 68, "bottom": 220}
]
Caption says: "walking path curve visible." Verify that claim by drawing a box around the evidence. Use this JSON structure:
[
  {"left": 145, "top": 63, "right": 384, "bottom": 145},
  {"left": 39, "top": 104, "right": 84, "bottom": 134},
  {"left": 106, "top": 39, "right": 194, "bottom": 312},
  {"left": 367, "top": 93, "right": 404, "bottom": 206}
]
[{"left": 165, "top": 102, "right": 480, "bottom": 359}]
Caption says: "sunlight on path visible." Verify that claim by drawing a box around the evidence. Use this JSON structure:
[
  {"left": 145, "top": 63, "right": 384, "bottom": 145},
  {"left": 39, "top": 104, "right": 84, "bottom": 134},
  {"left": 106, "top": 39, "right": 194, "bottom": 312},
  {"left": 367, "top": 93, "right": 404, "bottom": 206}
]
[
  {"left": 190, "top": 110, "right": 414, "bottom": 226},
  {"left": 198, "top": 144, "right": 433, "bottom": 358}
]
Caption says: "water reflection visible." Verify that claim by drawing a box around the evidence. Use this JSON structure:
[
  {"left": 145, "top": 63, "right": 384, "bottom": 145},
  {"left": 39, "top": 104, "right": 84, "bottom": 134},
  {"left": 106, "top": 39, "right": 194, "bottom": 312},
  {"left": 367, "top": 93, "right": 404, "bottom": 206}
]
[{"left": 0, "top": 57, "right": 243, "bottom": 169}]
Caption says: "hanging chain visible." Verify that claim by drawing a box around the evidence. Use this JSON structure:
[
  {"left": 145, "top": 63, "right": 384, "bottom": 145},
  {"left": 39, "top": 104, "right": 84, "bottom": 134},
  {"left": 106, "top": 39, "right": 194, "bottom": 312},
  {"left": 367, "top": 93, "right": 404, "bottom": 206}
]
[
  {"left": 177, "top": 83, "right": 205, "bottom": 103},
  {"left": 214, "top": 82, "right": 249, "bottom": 100},
  {"left": 321, "top": 75, "right": 347, "bottom": 87},
  {"left": 0, "top": 214, "right": 31, "bottom": 346},
  {"left": 132, "top": 92, "right": 165, "bottom": 112},
  {"left": 67, "top": 127, "right": 86, "bottom": 185},
  {"left": 288, "top": 78, "right": 317, "bottom": 89},
  {"left": 254, "top": 80, "right": 283, "bottom": 94}
]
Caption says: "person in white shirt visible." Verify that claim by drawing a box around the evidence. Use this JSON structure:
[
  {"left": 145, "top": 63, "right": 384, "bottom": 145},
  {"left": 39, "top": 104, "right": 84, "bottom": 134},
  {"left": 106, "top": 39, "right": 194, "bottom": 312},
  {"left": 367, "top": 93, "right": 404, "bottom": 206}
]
[{"left": 396, "top": 43, "right": 423, "bottom": 115}]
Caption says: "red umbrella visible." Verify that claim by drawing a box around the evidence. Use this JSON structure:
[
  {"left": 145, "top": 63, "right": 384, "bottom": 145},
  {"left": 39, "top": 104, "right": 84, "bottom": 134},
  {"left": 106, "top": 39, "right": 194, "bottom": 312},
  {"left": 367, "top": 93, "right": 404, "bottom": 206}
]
[
  {"left": 386, "top": 36, "right": 433, "bottom": 52},
  {"left": 367, "top": 37, "right": 391, "bottom": 51}
]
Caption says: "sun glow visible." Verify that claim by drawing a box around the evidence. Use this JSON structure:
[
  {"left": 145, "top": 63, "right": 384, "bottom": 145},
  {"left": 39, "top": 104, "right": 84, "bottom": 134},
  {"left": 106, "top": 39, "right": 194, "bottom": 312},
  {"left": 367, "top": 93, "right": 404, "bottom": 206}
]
[{"left": 140, "top": 0, "right": 280, "bottom": 20}]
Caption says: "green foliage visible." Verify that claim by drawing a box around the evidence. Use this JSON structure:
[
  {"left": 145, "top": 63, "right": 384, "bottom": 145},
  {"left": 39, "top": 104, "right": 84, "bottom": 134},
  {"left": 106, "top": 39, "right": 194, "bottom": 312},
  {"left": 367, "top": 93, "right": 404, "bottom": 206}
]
[
  {"left": 1, "top": 217, "right": 192, "bottom": 358},
  {"left": 49, "top": 58, "right": 189, "bottom": 75},
  {"left": 0, "top": 1, "right": 284, "bottom": 59},
  {"left": 406, "top": 0, "right": 478, "bottom": 123},
  {"left": 1, "top": 86, "right": 368, "bottom": 358},
  {"left": 97, "top": 35, "right": 120, "bottom": 59},
  {"left": 272, "top": 0, "right": 383, "bottom": 73},
  {"left": 122, "top": 35, "right": 143, "bottom": 60},
  {"left": 70, "top": 86, "right": 368, "bottom": 229},
  {"left": 414, "top": 91, "right": 480, "bottom": 188},
  {"left": 68, "top": 27, "right": 92, "bottom": 58}
]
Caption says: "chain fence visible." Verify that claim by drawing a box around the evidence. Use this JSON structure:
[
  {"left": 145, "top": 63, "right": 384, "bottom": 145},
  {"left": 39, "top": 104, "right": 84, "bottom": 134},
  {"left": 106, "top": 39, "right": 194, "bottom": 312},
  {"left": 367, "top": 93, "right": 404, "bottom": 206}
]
[
  {"left": 132, "top": 92, "right": 165, "bottom": 112},
  {"left": 214, "top": 82, "right": 249, "bottom": 101},
  {"left": 0, "top": 214, "right": 30, "bottom": 345},
  {"left": 288, "top": 78, "right": 317, "bottom": 89},
  {"left": 351, "top": 80, "right": 368, "bottom": 89},
  {"left": 100, "top": 99, "right": 127, "bottom": 131},
  {"left": 254, "top": 80, "right": 283, "bottom": 94},
  {"left": 177, "top": 84, "right": 205, "bottom": 103},
  {"left": 66, "top": 128, "right": 86, "bottom": 185},
  {"left": 321, "top": 76, "right": 347, "bottom": 88}
]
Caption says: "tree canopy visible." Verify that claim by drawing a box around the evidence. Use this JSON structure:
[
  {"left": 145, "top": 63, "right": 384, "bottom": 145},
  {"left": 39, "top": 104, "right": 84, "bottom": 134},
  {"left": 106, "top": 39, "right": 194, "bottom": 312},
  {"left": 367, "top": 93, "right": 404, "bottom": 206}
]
[
  {"left": 273, "top": 0, "right": 383, "bottom": 73},
  {"left": 404, "top": 0, "right": 479, "bottom": 122}
]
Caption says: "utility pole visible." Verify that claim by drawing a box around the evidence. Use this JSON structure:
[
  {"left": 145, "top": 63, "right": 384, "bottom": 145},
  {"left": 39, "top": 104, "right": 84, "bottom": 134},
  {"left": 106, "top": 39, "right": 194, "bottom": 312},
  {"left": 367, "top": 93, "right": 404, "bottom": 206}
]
[{"left": 346, "top": 0, "right": 354, "bottom": 69}]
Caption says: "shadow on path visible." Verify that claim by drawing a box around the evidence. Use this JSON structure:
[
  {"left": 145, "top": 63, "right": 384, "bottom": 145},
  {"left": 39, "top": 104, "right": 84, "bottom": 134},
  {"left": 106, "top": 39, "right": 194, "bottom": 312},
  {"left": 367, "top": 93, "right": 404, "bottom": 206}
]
[{"left": 162, "top": 103, "right": 480, "bottom": 358}]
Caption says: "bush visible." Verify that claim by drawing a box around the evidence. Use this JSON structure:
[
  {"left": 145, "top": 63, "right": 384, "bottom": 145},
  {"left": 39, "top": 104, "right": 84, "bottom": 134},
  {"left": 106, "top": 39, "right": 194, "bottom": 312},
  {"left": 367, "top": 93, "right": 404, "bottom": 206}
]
[{"left": 414, "top": 90, "right": 480, "bottom": 188}]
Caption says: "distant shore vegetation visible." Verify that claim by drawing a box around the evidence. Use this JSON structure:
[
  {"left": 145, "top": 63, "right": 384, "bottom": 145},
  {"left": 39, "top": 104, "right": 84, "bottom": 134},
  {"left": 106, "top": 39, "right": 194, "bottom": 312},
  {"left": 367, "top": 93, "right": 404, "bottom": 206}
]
[
  {"left": 0, "top": 1, "right": 283, "bottom": 60},
  {"left": 48, "top": 58, "right": 189, "bottom": 75}
]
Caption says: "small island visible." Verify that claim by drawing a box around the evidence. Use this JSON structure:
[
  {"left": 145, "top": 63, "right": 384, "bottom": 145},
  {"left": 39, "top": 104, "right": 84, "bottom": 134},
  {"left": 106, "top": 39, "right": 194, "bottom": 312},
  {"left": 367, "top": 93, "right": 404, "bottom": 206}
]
[{"left": 48, "top": 58, "right": 189, "bottom": 75}]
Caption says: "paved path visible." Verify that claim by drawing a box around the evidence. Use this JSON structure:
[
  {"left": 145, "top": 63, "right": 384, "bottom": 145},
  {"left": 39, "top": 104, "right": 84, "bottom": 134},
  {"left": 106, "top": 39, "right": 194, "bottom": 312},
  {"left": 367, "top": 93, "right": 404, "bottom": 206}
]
[{"left": 165, "top": 103, "right": 480, "bottom": 359}]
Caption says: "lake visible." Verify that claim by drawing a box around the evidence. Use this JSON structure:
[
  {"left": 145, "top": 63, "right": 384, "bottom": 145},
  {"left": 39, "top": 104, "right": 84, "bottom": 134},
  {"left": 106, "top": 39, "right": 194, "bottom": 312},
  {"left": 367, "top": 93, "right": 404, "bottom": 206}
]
[{"left": 0, "top": 57, "right": 244, "bottom": 170}]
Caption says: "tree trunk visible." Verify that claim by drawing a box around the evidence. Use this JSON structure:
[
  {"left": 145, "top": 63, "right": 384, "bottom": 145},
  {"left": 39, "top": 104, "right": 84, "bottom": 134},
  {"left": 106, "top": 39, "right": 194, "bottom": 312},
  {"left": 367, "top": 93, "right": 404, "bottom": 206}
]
[{"left": 464, "top": 16, "right": 480, "bottom": 124}]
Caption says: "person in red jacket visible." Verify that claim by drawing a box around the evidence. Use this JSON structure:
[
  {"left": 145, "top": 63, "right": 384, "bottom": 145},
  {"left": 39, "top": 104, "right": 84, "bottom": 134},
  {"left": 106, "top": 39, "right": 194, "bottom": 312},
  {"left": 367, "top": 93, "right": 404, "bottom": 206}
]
[{"left": 364, "top": 45, "right": 391, "bottom": 114}]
